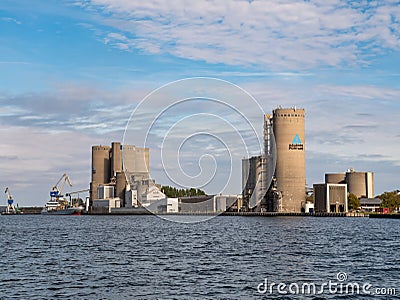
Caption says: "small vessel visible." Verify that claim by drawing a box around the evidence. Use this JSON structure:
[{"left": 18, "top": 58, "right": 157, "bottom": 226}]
[
  {"left": 41, "top": 173, "right": 84, "bottom": 215},
  {"left": 41, "top": 198, "right": 84, "bottom": 215}
]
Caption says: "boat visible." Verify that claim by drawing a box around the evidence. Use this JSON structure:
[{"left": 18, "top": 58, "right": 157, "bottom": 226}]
[
  {"left": 41, "top": 198, "right": 84, "bottom": 215},
  {"left": 41, "top": 173, "right": 84, "bottom": 215}
]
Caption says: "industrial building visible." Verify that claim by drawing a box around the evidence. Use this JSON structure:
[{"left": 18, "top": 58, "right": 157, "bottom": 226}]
[
  {"left": 314, "top": 169, "right": 374, "bottom": 213},
  {"left": 359, "top": 197, "right": 382, "bottom": 212},
  {"left": 90, "top": 142, "right": 166, "bottom": 211},
  {"left": 325, "top": 169, "right": 374, "bottom": 199},
  {"left": 242, "top": 155, "right": 267, "bottom": 209},
  {"left": 313, "top": 183, "right": 348, "bottom": 213},
  {"left": 242, "top": 107, "right": 306, "bottom": 213},
  {"left": 137, "top": 194, "right": 241, "bottom": 214},
  {"left": 90, "top": 142, "right": 242, "bottom": 214}
]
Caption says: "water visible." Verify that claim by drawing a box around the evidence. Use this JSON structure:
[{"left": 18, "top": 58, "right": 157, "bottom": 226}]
[{"left": 1, "top": 215, "right": 399, "bottom": 299}]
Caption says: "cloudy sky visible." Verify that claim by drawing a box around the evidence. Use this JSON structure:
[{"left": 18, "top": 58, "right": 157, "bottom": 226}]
[{"left": 1, "top": 0, "right": 399, "bottom": 206}]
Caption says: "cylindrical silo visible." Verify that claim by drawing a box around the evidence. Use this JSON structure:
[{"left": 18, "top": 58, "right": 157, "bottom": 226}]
[
  {"left": 346, "top": 171, "right": 370, "bottom": 198},
  {"left": 269, "top": 108, "right": 306, "bottom": 212},
  {"left": 91, "top": 146, "right": 111, "bottom": 201},
  {"left": 116, "top": 171, "right": 127, "bottom": 206},
  {"left": 325, "top": 173, "right": 346, "bottom": 184}
]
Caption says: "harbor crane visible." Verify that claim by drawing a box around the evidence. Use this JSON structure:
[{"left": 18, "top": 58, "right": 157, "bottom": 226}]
[
  {"left": 50, "top": 173, "right": 72, "bottom": 198},
  {"left": 5, "top": 187, "right": 16, "bottom": 214}
]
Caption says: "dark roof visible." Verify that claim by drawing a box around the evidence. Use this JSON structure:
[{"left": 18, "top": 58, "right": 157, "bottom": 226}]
[
  {"left": 359, "top": 198, "right": 382, "bottom": 205},
  {"left": 179, "top": 195, "right": 215, "bottom": 203}
]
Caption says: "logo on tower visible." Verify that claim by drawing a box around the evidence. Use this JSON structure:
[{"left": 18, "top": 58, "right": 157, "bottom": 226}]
[{"left": 289, "top": 134, "right": 304, "bottom": 150}]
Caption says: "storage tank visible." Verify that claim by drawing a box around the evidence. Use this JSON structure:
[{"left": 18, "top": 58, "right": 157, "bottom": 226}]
[
  {"left": 325, "top": 173, "right": 346, "bottom": 184},
  {"left": 91, "top": 146, "right": 111, "bottom": 200},
  {"left": 346, "top": 170, "right": 374, "bottom": 198},
  {"left": 268, "top": 108, "right": 306, "bottom": 212}
]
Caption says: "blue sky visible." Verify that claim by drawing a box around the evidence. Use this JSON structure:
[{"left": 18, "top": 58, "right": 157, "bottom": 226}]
[{"left": 1, "top": 0, "right": 399, "bottom": 206}]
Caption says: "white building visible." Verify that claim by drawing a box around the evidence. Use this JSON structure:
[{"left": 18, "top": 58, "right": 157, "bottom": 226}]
[
  {"left": 167, "top": 198, "right": 179, "bottom": 213},
  {"left": 213, "top": 195, "right": 240, "bottom": 212}
]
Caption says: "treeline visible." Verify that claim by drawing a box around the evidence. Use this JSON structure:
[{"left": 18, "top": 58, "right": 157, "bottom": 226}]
[
  {"left": 378, "top": 191, "right": 400, "bottom": 211},
  {"left": 161, "top": 186, "right": 206, "bottom": 198},
  {"left": 348, "top": 190, "right": 400, "bottom": 211}
]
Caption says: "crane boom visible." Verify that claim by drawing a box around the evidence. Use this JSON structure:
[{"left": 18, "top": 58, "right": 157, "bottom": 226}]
[
  {"left": 50, "top": 173, "right": 73, "bottom": 197},
  {"left": 5, "top": 187, "right": 12, "bottom": 200},
  {"left": 65, "top": 188, "right": 89, "bottom": 196}
]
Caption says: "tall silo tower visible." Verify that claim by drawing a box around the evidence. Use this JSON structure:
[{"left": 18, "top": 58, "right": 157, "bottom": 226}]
[
  {"left": 90, "top": 145, "right": 111, "bottom": 201},
  {"left": 266, "top": 107, "right": 306, "bottom": 212}
]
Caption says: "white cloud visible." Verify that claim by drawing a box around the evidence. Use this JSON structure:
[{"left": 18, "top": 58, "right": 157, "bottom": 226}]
[
  {"left": 239, "top": 80, "right": 399, "bottom": 155},
  {"left": 1, "top": 17, "right": 21, "bottom": 25},
  {"left": 80, "top": 0, "right": 400, "bottom": 70}
]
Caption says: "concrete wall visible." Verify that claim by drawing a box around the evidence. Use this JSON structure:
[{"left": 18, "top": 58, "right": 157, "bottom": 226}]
[
  {"left": 327, "top": 184, "right": 348, "bottom": 212},
  {"left": 314, "top": 183, "right": 347, "bottom": 213},
  {"left": 111, "top": 142, "right": 122, "bottom": 178},
  {"left": 214, "top": 195, "right": 238, "bottom": 212},
  {"left": 123, "top": 145, "right": 149, "bottom": 174},
  {"left": 313, "top": 184, "right": 327, "bottom": 212},
  {"left": 91, "top": 146, "right": 111, "bottom": 201},
  {"left": 92, "top": 198, "right": 120, "bottom": 213},
  {"left": 242, "top": 155, "right": 266, "bottom": 208},
  {"left": 115, "top": 172, "right": 127, "bottom": 206}
]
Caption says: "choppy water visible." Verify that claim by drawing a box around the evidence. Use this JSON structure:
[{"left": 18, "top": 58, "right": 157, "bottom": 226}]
[{"left": 1, "top": 215, "right": 399, "bottom": 299}]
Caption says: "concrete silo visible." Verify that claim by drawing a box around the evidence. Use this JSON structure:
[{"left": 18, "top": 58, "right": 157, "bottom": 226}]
[
  {"left": 325, "top": 173, "right": 346, "bottom": 184},
  {"left": 266, "top": 108, "right": 306, "bottom": 212},
  {"left": 346, "top": 169, "right": 374, "bottom": 198},
  {"left": 91, "top": 146, "right": 111, "bottom": 201}
]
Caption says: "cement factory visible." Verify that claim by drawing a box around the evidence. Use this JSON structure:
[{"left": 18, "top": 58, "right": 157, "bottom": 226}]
[
  {"left": 242, "top": 107, "right": 307, "bottom": 213},
  {"left": 89, "top": 142, "right": 239, "bottom": 214},
  {"left": 242, "top": 107, "right": 374, "bottom": 214},
  {"left": 84, "top": 107, "right": 375, "bottom": 215}
]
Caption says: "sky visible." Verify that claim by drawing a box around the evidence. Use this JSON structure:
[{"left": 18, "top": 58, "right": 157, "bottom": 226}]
[{"left": 1, "top": 0, "right": 399, "bottom": 206}]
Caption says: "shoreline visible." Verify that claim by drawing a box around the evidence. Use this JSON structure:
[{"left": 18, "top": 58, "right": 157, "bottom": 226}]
[{"left": 3, "top": 207, "right": 399, "bottom": 218}]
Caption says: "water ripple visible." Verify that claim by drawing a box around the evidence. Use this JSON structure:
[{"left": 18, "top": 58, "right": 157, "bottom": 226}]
[{"left": 0, "top": 215, "right": 399, "bottom": 299}]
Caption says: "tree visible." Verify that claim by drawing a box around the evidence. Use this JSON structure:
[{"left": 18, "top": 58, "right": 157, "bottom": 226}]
[
  {"left": 161, "top": 185, "right": 207, "bottom": 198},
  {"left": 379, "top": 191, "right": 400, "bottom": 212},
  {"left": 348, "top": 193, "right": 360, "bottom": 211}
]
